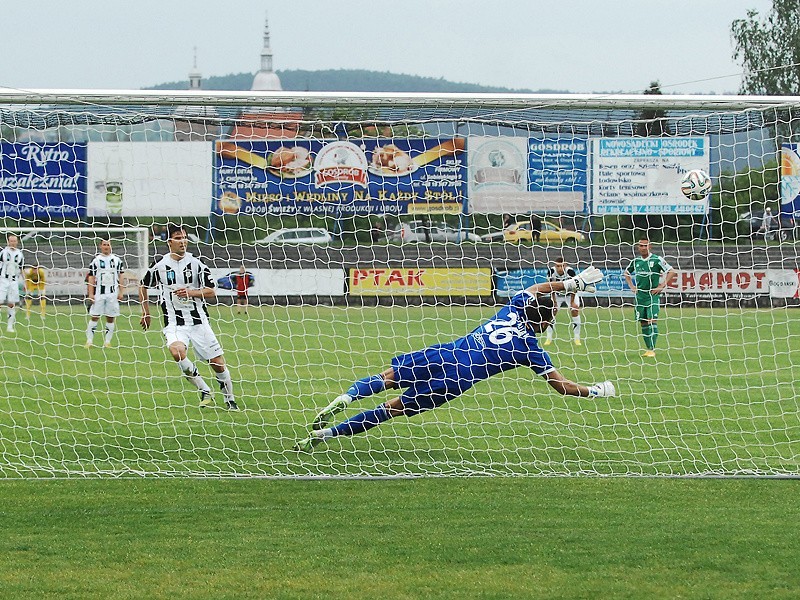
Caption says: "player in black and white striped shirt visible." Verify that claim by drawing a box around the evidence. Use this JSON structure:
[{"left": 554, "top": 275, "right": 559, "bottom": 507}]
[
  {"left": 85, "top": 239, "right": 125, "bottom": 348},
  {"left": 139, "top": 224, "right": 238, "bottom": 410},
  {"left": 543, "top": 257, "right": 583, "bottom": 346},
  {"left": 0, "top": 234, "right": 25, "bottom": 333}
]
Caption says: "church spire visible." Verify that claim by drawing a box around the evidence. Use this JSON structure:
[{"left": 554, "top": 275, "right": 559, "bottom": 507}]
[
  {"left": 251, "top": 13, "right": 282, "bottom": 91},
  {"left": 188, "top": 46, "right": 201, "bottom": 90},
  {"left": 260, "top": 14, "right": 273, "bottom": 74}
]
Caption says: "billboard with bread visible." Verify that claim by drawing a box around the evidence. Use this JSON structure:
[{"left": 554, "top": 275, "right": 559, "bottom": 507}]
[{"left": 213, "top": 138, "right": 466, "bottom": 216}]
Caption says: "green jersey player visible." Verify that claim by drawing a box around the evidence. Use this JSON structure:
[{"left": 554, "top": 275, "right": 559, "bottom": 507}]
[{"left": 624, "top": 239, "right": 677, "bottom": 358}]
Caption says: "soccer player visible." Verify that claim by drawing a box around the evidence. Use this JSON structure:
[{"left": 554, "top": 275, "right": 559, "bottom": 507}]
[
  {"left": 543, "top": 256, "right": 582, "bottom": 346},
  {"left": 232, "top": 265, "right": 250, "bottom": 315},
  {"left": 294, "top": 266, "right": 615, "bottom": 452},
  {"left": 624, "top": 238, "right": 677, "bottom": 358},
  {"left": 85, "top": 239, "right": 124, "bottom": 348},
  {"left": 139, "top": 224, "right": 238, "bottom": 410},
  {"left": 24, "top": 262, "right": 46, "bottom": 318},
  {"left": 0, "top": 234, "right": 24, "bottom": 333}
]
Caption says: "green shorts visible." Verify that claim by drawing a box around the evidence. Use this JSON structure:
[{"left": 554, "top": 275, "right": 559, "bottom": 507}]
[{"left": 635, "top": 291, "right": 661, "bottom": 321}]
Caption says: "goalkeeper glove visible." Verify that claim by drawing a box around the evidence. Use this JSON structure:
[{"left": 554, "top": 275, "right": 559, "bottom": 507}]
[
  {"left": 588, "top": 381, "right": 616, "bottom": 397},
  {"left": 563, "top": 266, "right": 603, "bottom": 293}
]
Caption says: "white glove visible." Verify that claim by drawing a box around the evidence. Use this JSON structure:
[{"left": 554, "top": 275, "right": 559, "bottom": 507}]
[
  {"left": 588, "top": 381, "right": 616, "bottom": 397},
  {"left": 563, "top": 266, "right": 604, "bottom": 293}
]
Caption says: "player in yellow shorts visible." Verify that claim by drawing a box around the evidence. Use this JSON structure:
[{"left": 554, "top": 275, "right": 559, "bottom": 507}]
[{"left": 24, "top": 264, "right": 46, "bottom": 318}]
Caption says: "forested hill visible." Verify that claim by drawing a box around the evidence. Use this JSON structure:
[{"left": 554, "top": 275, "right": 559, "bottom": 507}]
[{"left": 146, "top": 69, "right": 565, "bottom": 94}]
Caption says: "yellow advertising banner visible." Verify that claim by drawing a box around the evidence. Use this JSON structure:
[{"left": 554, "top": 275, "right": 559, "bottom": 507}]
[{"left": 349, "top": 267, "right": 493, "bottom": 296}]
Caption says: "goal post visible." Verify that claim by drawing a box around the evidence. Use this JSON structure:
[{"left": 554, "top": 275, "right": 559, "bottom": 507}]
[{"left": 0, "top": 90, "right": 798, "bottom": 477}]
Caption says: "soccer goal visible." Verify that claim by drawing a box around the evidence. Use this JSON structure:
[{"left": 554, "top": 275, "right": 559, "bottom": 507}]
[{"left": 0, "top": 89, "right": 798, "bottom": 478}]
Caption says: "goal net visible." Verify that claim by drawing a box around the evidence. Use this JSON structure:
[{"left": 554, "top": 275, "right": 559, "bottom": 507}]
[{"left": 0, "top": 89, "right": 798, "bottom": 477}]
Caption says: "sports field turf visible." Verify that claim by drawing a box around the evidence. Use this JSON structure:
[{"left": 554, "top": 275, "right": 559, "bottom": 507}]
[
  {"left": 1, "top": 304, "right": 799, "bottom": 597},
  {"left": 0, "top": 303, "right": 797, "bottom": 477}
]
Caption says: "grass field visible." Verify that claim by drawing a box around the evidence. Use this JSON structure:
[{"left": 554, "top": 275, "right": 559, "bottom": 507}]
[
  {"left": 1, "top": 303, "right": 800, "bottom": 598},
  {"left": 0, "top": 303, "right": 798, "bottom": 477}
]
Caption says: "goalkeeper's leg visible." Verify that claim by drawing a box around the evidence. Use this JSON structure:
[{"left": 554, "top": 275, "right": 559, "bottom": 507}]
[
  {"left": 311, "top": 368, "right": 395, "bottom": 430},
  {"left": 298, "top": 390, "right": 454, "bottom": 451}
]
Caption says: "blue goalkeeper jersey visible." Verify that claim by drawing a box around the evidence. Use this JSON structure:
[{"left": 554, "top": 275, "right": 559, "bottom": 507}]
[{"left": 391, "top": 291, "right": 555, "bottom": 396}]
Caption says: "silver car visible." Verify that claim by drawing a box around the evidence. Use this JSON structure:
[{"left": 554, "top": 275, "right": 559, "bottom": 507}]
[
  {"left": 388, "top": 221, "right": 480, "bottom": 243},
  {"left": 255, "top": 228, "right": 333, "bottom": 245}
]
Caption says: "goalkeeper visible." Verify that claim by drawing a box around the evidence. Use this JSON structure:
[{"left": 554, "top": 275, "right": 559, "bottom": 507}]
[{"left": 295, "top": 266, "right": 616, "bottom": 452}]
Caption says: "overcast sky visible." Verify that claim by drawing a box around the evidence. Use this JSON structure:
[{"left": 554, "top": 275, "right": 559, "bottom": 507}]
[{"left": 1, "top": 0, "right": 775, "bottom": 94}]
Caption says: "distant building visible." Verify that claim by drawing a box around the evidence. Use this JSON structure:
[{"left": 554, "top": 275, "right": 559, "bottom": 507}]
[
  {"left": 174, "top": 48, "right": 220, "bottom": 141},
  {"left": 228, "top": 15, "right": 302, "bottom": 140}
]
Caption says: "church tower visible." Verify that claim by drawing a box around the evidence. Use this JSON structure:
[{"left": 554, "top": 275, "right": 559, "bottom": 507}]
[{"left": 251, "top": 15, "right": 282, "bottom": 91}]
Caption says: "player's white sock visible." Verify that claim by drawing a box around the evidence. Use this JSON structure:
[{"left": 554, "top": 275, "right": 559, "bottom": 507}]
[
  {"left": 545, "top": 325, "right": 554, "bottom": 341},
  {"left": 8, "top": 307, "right": 17, "bottom": 329},
  {"left": 104, "top": 323, "right": 115, "bottom": 344},
  {"left": 86, "top": 320, "right": 98, "bottom": 343},
  {"left": 318, "top": 428, "right": 335, "bottom": 440},
  {"left": 214, "top": 368, "right": 235, "bottom": 403},
  {"left": 571, "top": 316, "right": 581, "bottom": 340},
  {"left": 177, "top": 357, "right": 211, "bottom": 392}
]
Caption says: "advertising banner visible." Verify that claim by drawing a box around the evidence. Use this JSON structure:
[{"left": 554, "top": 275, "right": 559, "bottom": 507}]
[
  {"left": 495, "top": 269, "right": 633, "bottom": 298},
  {"left": 87, "top": 142, "right": 212, "bottom": 217},
  {"left": 591, "top": 137, "right": 710, "bottom": 215},
  {"left": 211, "top": 268, "right": 345, "bottom": 296},
  {"left": 780, "top": 144, "right": 800, "bottom": 216},
  {"left": 349, "top": 267, "right": 492, "bottom": 296},
  {"left": 468, "top": 137, "right": 586, "bottom": 214},
  {"left": 664, "top": 269, "right": 799, "bottom": 297},
  {"left": 214, "top": 138, "right": 466, "bottom": 217},
  {"left": 767, "top": 269, "right": 800, "bottom": 298},
  {"left": 0, "top": 143, "right": 87, "bottom": 218},
  {"left": 38, "top": 268, "right": 142, "bottom": 297}
]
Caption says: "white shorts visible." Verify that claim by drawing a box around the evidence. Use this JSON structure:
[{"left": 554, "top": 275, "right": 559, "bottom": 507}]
[
  {"left": 0, "top": 279, "right": 20, "bottom": 305},
  {"left": 554, "top": 293, "right": 581, "bottom": 309},
  {"left": 163, "top": 323, "right": 223, "bottom": 361},
  {"left": 89, "top": 293, "right": 121, "bottom": 317}
]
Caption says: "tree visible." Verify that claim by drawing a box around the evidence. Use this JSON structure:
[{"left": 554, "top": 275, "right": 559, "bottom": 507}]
[
  {"left": 731, "top": 0, "right": 800, "bottom": 95},
  {"left": 636, "top": 81, "right": 670, "bottom": 137}
]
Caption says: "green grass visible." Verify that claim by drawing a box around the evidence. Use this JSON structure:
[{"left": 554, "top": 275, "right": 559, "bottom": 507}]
[
  {"left": 0, "top": 303, "right": 798, "bottom": 477},
  {"left": 2, "top": 478, "right": 800, "bottom": 599},
  {"left": 2, "top": 304, "right": 800, "bottom": 597}
]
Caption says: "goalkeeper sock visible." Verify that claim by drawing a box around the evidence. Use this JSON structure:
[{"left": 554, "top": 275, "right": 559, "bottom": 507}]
[
  {"left": 25, "top": 298, "right": 32, "bottom": 317},
  {"left": 104, "top": 323, "right": 115, "bottom": 344},
  {"left": 214, "top": 368, "right": 235, "bottom": 403},
  {"left": 347, "top": 375, "right": 386, "bottom": 401},
  {"left": 652, "top": 324, "right": 659, "bottom": 348},
  {"left": 330, "top": 404, "right": 392, "bottom": 437},
  {"left": 641, "top": 325, "right": 654, "bottom": 350},
  {"left": 571, "top": 316, "right": 581, "bottom": 340},
  {"left": 177, "top": 357, "right": 211, "bottom": 392},
  {"left": 86, "top": 320, "right": 98, "bottom": 343},
  {"left": 40, "top": 298, "right": 46, "bottom": 315}
]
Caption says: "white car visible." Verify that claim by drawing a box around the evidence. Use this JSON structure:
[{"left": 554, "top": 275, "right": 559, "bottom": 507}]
[
  {"left": 387, "top": 221, "right": 480, "bottom": 243},
  {"left": 255, "top": 228, "right": 333, "bottom": 245}
]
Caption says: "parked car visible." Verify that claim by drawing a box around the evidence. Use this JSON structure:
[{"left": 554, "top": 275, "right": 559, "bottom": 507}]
[
  {"left": 480, "top": 220, "right": 586, "bottom": 244},
  {"left": 387, "top": 221, "right": 481, "bottom": 243},
  {"left": 739, "top": 210, "right": 794, "bottom": 241},
  {"left": 254, "top": 228, "right": 333, "bottom": 245},
  {"left": 216, "top": 271, "right": 255, "bottom": 291}
]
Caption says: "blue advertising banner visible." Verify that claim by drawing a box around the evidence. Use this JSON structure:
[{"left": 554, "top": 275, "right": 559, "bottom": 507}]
[
  {"left": 214, "top": 138, "right": 466, "bottom": 216},
  {"left": 528, "top": 137, "right": 588, "bottom": 195},
  {"left": 0, "top": 143, "right": 87, "bottom": 218},
  {"left": 495, "top": 268, "right": 634, "bottom": 298},
  {"left": 467, "top": 137, "right": 586, "bottom": 214}
]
